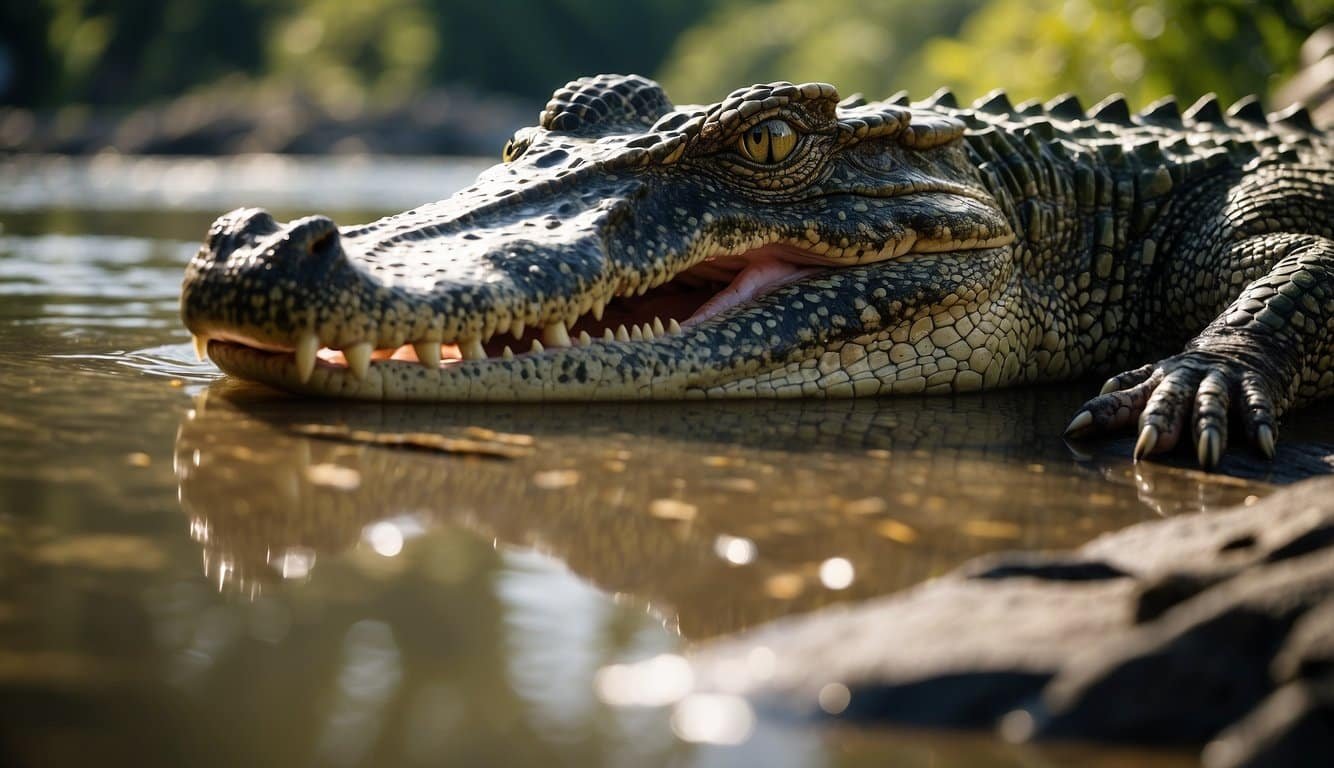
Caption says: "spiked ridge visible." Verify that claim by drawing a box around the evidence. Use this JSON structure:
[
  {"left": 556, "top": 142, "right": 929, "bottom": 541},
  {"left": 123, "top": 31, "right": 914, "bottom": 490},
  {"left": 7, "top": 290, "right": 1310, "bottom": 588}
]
[{"left": 183, "top": 75, "right": 1333, "bottom": 467}]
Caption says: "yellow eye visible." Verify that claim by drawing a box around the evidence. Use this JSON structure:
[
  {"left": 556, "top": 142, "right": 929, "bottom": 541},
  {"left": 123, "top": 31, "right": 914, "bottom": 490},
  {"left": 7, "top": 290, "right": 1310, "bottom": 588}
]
[
  {"left": 738, "top": 119, "right": 797, "bottom": 163},
  {"left": 502, "top": 135, "right": 530, "bottom": 163}
]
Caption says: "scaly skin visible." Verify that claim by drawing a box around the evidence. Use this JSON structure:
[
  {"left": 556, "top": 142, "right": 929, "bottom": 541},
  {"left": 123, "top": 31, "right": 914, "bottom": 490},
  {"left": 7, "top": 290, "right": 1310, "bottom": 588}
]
[{"left": 181, "top": 74, "right": 1334, "bottom": 468}]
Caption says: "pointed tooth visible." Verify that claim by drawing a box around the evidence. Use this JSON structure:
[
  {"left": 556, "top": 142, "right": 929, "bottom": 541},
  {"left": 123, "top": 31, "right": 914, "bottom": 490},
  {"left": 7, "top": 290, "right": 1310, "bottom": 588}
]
[
  {"left": 603, "top": 328, "right": 615, "bottom": 342},
  {"left": 668, "top": 318, "right": 682, "bottom": 335},
  {"left": 413, "top": 340, "right": 441, "bottom": 369},
  {"left": 530, "top": 339, "right": 545, "bottom": 354},
  {"left": 592, "top": 300, "right": 605, "bottom": 321},
  {"left": 616, "top": 324, "right": 630, "bottom": 342},
  {"left": 652, "top": 317, "right": 665, "bottom": 336},
  {"left": 344, "top": 342, "right": 372, "bottom": 380},
  {"left": 295, "top": 333, "right": 319, "bottom": 383},
  {"left": 578, "top": 330, "right": 592, "bottom": 347},
  {"left": 510, "top": 318, "right": 525, "bottom": 338},
  {"left": 461, "top": 338, "right": 486, "bottom": 360},
  {"left": 641, "top": 323, "right": 655, "bottom": 340},
  {"left": 192, "top": 334, "right": 209, "bottom": 361},
  {"left": 631, "top": 325, "right": 643, "bottom": 341},
  {"left": 543, "top": 322, "right": 572, "bottom": 348},
  {"left": 502, "top": 345, "right": 514, "bottom": 360},
  {"left": 481, "top": 316, "right": 498, "bottom": 341}
]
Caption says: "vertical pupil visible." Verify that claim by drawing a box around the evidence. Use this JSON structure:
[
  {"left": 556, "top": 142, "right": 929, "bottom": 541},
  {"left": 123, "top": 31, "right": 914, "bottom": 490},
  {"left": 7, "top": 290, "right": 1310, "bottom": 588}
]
[{"left": 750, "top": 127, "right": 764, "bottom": 144}]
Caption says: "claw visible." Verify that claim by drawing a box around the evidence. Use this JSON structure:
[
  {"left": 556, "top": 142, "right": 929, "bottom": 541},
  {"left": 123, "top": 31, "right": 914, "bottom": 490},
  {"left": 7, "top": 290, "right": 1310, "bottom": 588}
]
[
  {"left": 1099, "top": 377, "right": 1119, "bottom": 396},
  {"left": 1063, "top": 410, "right": 1094, "bottom": 437},
  {"left": 1256, "top": 424, "right": 1276, "bottom": 460},
  {"left": 1133, "top": 424, "right": 1159, "bottom": 461},
  {"left": 1196, "top": 427, "right": 1221, "bottom": 469}
]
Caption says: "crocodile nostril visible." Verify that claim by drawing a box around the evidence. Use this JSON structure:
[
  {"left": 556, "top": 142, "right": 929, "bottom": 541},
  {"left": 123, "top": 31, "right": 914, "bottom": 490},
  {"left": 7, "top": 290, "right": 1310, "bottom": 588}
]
[{"left": 308, "top": 229, "right": 339, "bottom": 258}]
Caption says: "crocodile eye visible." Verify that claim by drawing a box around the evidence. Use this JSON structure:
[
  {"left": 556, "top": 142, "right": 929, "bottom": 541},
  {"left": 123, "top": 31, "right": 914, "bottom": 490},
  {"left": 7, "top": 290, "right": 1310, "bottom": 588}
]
[
  {"left": 502, "top": 136, "right": 529, "bottom": 163},
  {"left": 738, "top": 119, "right": 797, "bottom": 164}
]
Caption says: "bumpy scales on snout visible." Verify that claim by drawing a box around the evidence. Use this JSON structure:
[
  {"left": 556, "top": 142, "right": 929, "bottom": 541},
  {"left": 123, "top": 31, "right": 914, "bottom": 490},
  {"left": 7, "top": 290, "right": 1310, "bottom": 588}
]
[{"left": 182, "top": 74, "right": 1334, "bottom": 468}]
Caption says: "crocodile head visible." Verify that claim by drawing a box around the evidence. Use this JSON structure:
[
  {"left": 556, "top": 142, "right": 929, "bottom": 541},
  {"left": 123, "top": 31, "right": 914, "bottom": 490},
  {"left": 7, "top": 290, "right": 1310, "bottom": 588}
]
[{"left": 182, "top": 74, "right": 1015, "bottom": 400}]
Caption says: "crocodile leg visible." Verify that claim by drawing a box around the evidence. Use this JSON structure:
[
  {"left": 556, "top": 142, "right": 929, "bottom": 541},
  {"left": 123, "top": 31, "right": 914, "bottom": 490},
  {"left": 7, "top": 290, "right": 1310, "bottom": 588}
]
[{"left": 1067, "top": 234, "right": 1334, "bottom": 468}]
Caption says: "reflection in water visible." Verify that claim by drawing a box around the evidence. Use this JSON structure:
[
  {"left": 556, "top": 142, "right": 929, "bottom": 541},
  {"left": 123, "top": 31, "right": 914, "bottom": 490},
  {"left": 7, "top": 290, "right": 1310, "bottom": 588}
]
[{"left": 174, "top": 382, "right": 1277, "bottom": 640}]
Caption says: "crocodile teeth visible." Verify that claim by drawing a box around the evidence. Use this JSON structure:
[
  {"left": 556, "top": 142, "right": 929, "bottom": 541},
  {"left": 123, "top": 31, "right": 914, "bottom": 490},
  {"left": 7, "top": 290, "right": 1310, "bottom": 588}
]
[
  {"left": 578, "top": 330, "right": 592, "bottom": 347},
  {"left": 543, "top": 322, "right": 572, "bottom": 348},
  {"left": 510, "top": 318, "right": 525, "bottom": 338},
  {"left": 640, "top": 323, "right": 654, "bottom": 340},
  {"left": 531, "top": 339, "right": 545, "bottom": 353},
  {"left": 296, "top": 333, "right": 319, "bottom": 383},
  {"left": 603, "top": 328, "right": 615, "bottom": 342},
  {"left": 592, "top": 300, "right": 605, "bottom": 321},
  {"left": 192, "top": 334, "right": 208, "bottom": 361},
  {"left": 413, "top": 340, "right": 441, "bottom": 369},
  {"left": 502, "top": 345, "right": 514, "bottom": 360},
  {"left": 631, "top": 325, "right": 643, "bottom": 341},
  {"left": 668, "top": 318, "right": 682, "bottom": 335},
  {"left": 652, "top": 317, "right": 665, "bottom": 336},
  {"left": 616, "top": 325, "right": 630, "bottom": 342},
  {"left": 344, "top": 342, "right": 372, "bottom": 380},
  {"left": 461, "top": 338, "right": 487, "bottom": 360}
]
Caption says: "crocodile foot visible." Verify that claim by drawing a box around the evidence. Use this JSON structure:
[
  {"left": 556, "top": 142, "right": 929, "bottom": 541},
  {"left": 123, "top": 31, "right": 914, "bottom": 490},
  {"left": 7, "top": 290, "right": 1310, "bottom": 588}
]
[{"left": 1063, "top": 351, "right": 1279, "bottom": 470}]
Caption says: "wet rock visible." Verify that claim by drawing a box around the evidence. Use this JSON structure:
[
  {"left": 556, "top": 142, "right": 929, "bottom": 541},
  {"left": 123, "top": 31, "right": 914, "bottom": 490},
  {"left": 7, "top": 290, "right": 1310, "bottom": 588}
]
[{"left": 676, "top": 476, "right": 1334, "bottom": 761}]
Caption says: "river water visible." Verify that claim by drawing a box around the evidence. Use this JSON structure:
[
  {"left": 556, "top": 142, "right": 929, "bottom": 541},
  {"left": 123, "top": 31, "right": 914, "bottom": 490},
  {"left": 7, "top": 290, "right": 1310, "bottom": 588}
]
[{"left": 2, "top": 154, "right": 1326, "bottom": 767}]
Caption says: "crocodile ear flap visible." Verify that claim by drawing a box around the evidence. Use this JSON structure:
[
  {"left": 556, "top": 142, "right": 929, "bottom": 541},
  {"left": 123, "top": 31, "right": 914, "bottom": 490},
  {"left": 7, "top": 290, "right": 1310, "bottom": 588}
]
[
  {"left": 540, "top": 74, "right": 674, "bottom": 135},
  {"left": 835, "top": 104, "right": 912, "bottom": 143},
  {"left": 897, "top": 110, "right": 966, "bottom": 149}
]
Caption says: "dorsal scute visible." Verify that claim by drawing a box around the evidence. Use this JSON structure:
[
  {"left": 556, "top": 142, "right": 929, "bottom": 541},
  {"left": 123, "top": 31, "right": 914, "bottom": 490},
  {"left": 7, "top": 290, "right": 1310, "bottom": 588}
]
[
  {"left": 973, "top": 89, "right": 1013, "bottom": 115},
  {"left": 1138, "top": 96, "right": 1182, "bottom": 126},
  {"left": 1183, "top": 93, "right": 1225, "bottom": 125},
  {"left": 540, "top": 74, "right": 673, "bottom": 134},
  {"left": 1089, "top": 94, "right": 1133, "bottom": 124},
  {"left": 1227, "top": 95, "right": 1267, "bottom": 124},
  {"left": 1045, "top": 93, "right": 1085, "bottom": 120},
  {"left": 923, "top": 87, "right": 958, "bottom": 109},
  {"left": 1268, "top": 102, "right": 1317, "bottom": 133}
]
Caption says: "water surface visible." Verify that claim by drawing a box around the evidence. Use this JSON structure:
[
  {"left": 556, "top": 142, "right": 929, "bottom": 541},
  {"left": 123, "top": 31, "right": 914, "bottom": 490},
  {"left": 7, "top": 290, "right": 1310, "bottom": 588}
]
[{"left": 3, "top": 156, "right": 1327, "bottom": 767}]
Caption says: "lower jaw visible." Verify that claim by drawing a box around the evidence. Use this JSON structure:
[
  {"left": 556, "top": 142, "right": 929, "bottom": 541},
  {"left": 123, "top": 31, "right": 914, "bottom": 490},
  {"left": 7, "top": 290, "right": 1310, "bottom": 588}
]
[{"left": 206, "top": 340, "right": 693, "bottom": 402}]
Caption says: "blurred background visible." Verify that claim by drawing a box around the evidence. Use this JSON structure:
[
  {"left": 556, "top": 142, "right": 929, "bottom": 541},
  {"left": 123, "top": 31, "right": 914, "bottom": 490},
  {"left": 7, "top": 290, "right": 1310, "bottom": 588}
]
[{"left": 2, "top": 0, "right": 1331, "bottom": 156}]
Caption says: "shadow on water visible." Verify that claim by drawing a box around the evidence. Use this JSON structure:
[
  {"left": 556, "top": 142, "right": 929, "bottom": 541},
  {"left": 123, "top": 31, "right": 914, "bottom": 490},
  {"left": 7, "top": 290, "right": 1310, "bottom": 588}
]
[{"left": 175, "top": 379, "right": 1328, "bottom": 640}]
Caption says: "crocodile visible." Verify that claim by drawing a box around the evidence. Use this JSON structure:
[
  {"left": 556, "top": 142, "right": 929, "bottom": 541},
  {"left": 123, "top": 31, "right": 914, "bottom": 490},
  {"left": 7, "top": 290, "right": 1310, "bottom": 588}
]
[{"left": 181, "top": 74, "right": 1334, "bottom": 468}]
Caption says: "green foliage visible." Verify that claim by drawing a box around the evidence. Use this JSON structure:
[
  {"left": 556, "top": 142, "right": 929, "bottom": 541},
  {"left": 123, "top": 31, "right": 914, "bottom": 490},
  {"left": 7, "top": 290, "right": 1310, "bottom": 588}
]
[
  {"left": 1, "top": 0, "right": 1327, "bottom": 111},
  {"left": 917, "top": 0, "right": 1332, "bottom": 106},
  {"left": 656, "top": 0, "right": 984, "bottom": 104}
]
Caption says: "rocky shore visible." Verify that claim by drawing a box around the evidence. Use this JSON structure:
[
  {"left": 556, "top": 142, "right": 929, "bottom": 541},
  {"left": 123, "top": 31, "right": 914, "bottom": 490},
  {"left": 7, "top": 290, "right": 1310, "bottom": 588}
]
[{"left": 671, "top": 477, "right": 1334, "bottom": 767}]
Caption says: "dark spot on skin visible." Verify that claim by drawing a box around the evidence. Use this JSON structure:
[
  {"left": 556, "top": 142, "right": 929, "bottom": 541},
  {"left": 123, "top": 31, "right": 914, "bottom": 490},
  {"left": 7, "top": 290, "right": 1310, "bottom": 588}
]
[{"left": 535, "top": 149, "right": 569, "bottom": 168}]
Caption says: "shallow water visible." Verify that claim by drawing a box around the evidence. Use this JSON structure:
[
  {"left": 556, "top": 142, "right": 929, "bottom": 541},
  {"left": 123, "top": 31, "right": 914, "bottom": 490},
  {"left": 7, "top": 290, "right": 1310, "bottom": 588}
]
[{"left": 2, "top": 155, "right": 1328, "bottom": 767}]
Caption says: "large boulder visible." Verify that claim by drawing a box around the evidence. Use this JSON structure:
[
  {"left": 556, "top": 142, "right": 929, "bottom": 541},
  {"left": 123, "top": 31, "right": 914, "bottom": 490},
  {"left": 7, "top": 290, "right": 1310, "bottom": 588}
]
[{"left": 658, "top": 477, "right": 1334, "bottom": 765}]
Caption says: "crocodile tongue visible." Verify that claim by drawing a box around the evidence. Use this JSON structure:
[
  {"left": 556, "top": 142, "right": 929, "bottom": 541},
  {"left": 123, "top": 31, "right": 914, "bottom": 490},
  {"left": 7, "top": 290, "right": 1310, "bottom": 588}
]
[{"left": 685, "top": 247, "right": 823, "bottom": 327}]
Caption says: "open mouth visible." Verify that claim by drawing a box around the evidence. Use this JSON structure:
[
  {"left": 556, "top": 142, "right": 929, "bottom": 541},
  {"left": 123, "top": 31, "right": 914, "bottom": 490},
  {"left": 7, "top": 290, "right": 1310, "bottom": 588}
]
[{"left": 198, "top": 244, "right": 824, "bottom": 382}]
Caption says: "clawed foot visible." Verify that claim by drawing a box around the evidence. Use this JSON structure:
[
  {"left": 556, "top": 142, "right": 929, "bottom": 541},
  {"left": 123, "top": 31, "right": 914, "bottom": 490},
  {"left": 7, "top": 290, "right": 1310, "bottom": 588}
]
[{"left": 1063, "top": 352, "right": 1278, "bottom": 470}]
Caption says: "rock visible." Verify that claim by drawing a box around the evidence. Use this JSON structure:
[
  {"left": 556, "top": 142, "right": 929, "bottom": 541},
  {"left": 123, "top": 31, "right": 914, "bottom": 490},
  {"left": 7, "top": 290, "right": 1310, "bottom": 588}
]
[{"left": 664, "top": 477, "right": 1334, "bottom": 761}]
